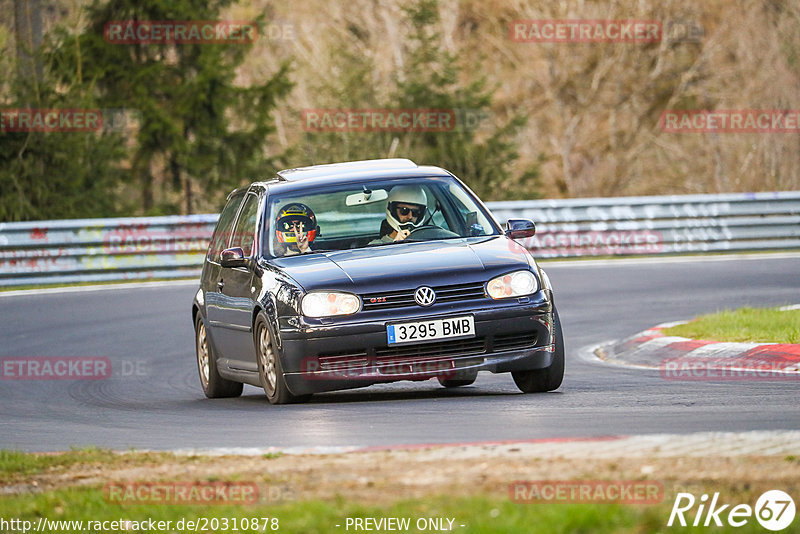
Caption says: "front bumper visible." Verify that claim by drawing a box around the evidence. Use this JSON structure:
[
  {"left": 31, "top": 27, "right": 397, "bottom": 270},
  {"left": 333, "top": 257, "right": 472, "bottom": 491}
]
[{"left": 279, "top": 290, "right": 556, "bottom": 395}]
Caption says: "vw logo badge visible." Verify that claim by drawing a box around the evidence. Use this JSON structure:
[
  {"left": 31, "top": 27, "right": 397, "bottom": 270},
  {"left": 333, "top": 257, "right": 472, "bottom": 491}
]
[{"left": 414, "top": 286, "right": 436, "bottom": 307}]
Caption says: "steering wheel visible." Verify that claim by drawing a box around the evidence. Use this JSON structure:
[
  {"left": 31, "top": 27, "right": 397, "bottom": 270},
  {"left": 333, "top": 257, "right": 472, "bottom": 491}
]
[{"left": 405, "top": 225, "right": 460, "bottom": 241}]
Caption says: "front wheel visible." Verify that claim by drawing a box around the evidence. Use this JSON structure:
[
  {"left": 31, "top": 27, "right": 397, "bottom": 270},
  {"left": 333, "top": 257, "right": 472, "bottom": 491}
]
[
  {"left": 512, "top": 306, "right": 565, "bottom": 393},
  {"left": 254, "top": 312, "right": 311, "bottom": 405},
  {"left": 195, "top": 314, "right": 243, "bottom": 398}
]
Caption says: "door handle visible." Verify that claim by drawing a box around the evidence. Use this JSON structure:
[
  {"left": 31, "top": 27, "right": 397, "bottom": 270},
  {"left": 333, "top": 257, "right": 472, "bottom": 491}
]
[{"left": 217, "top": 280, "right": 225, "bottom": 290}]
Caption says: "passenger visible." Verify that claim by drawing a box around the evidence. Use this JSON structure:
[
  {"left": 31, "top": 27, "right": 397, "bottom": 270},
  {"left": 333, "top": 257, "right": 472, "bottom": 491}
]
[
  {"left": 370, "top": 185, "right": 428, "bottom": 244},
  {"left": 275, "top": 203, "right": 317, "bottom": 256}
]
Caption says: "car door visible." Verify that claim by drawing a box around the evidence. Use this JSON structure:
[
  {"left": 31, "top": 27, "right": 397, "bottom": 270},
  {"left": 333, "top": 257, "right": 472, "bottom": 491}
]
[
  {"left": 204, "top": 190, "right": 246, "bottom": 346},
  {"left": 212, "top": 191, "right": 262, "bottom": 370}
]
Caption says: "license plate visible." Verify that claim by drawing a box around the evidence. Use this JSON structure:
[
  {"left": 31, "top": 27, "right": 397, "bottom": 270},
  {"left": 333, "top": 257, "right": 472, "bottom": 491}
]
[{"left": 386, "top": 316, "right": 475, "bottom": 345}]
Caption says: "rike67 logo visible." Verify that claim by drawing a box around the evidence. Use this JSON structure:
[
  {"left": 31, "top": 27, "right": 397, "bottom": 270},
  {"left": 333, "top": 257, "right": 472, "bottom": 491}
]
[{"left": 668, "top": 490, "right": 795, "bottom": 531}]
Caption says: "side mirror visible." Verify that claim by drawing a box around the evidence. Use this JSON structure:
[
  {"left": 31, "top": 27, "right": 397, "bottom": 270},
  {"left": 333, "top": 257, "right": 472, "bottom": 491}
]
[
  {"left": 220, "top": 247, "right": 248, "bottom": 268},
  {"left": 505, "top": 219, "right": 536, "bottom": 239}
]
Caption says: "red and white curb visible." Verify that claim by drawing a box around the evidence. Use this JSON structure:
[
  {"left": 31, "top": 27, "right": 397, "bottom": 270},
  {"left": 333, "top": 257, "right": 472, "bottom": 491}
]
[{"left": 595, "top": 322, "right": 800, "bottom": 379}]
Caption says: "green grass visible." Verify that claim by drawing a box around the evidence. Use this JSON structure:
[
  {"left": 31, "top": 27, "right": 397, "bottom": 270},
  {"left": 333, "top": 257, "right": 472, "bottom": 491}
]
[
  {"left": 0, "top": 448, "right": 181, "bottom": 483},
  {"left": 0, "top": 488, "right": 774, "bottom": 534},
  {"left": 0, "top": 450, "right": 788, "bottom": 533},
  {"left": 663, "top": 307, "right": 800, "bottom": 344},
  {"left": 0, "top": 448, "right": 116, "bottom": 480}
]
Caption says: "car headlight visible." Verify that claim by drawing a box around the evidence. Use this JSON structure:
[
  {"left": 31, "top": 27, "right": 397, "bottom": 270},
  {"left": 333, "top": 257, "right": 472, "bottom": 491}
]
[
  {"left": 301, "top": 291, "right": 361, "bottom": 317},
  {"left": 486, "top": 270, "right": 538, "bottom": 299}
]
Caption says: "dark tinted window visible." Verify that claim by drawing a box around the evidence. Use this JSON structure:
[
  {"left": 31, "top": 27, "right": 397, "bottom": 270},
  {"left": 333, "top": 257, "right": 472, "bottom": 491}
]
[
  {"left": 207, "top": 191, "right": 245, "bottom": 261},
  {"left": 230, "top": 193, "right": 260, "bottom": 257}
]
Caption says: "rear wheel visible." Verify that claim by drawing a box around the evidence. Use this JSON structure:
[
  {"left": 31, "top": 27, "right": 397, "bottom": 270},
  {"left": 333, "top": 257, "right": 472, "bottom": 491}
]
[
  {"left": 438, "top": 369, "right": 478, "bottom": 388},
  {"left": 512, "top": 306, "right": 565, "bottom": 393},
  {"left": 195, "top": 314, "right": 243, "bottom": 398},
  {"left": 255, "top": 312, "right": 311, "bottom": 405}
]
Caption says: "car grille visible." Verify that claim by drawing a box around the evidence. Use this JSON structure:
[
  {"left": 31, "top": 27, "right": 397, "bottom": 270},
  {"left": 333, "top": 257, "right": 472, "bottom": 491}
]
[
  {"left": 375, "top": 336, "right": 487, "bottom": 359},
  {"left": 318, "top": 350, "right": 369, "bottom": 372},
  {"left": 313, "top": 331, "right": 540, "bottom": 374},
  {"left": 361, "top": 282, "right": 486, "bottom": 310},
  {"left": 494, "top": 331, "right": 538, "bottom": 351}
]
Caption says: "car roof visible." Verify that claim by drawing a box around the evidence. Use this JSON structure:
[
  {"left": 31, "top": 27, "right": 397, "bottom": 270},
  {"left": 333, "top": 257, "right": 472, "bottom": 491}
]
[
  {"left": 247, "top": 159, "right": 453, "bottom": 193},
  {"left": 277, "top": 158, "right": 419, "bottom": 181}
]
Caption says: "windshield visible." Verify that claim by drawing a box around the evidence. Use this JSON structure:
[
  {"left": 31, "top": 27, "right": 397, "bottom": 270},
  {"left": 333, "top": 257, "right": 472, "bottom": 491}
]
[{"left": 264, "top": 176, "right": 499, "bottom": 258}]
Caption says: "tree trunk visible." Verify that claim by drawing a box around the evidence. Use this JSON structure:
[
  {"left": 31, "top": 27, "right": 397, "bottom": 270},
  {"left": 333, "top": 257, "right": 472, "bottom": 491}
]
[{"left": 14, "top": 0, "right": 44, "bottom": 95}]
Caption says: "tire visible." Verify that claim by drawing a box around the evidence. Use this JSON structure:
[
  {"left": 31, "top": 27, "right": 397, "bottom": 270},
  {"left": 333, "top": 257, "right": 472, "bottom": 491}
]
[
  {"left": 512, "top": 306, "right": 565, "bottom": 393},
  {"left": 195, "top": 314, "right": 243, "bottom": 398},
  {"left": 254, "top": 312, "right": 311, "bottom": 405},
  {"left": 438, "top": 369, "right": 478, "bottom": 388}
]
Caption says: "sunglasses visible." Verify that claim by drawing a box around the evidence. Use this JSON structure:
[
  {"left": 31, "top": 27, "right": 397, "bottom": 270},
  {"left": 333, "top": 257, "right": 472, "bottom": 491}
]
[
  {"left": 279, "top": 215, "right": 313, "bottom": 232},
  {"left": 284, "top": 221, "right": 305, "bottom": 230},
  {"left": 394, "top": 206, "right": 424, "bottom": 218}
]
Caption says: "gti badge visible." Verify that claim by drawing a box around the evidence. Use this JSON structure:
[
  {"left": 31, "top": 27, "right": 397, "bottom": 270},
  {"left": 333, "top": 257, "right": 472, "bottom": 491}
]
[{"left": 414, "top": 286, "right": 436, "bottom": 307}]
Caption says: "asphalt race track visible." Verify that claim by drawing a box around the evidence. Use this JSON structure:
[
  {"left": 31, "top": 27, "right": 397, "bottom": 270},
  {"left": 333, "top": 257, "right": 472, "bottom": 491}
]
[{"left": 1, "top": 254, "right": 798, "bottom": 452}]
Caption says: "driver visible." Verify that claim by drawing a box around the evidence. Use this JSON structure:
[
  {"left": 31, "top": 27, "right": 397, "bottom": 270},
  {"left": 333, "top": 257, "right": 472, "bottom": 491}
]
[
  {"left": 371, "top": 185, "right": 428, "bottom": 244},
  {"left": 275, "top": 203, "right": 318, "bottom": 256}
]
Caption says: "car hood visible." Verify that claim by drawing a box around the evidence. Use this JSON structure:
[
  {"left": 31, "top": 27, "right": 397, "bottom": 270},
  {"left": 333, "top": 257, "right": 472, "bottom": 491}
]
[{"left": 270, "top": 236, "right": 533, "bottom": 293}]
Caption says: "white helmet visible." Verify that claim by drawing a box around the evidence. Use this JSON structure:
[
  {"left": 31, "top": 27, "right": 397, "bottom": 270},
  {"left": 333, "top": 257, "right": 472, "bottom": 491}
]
[{"left": 386, "top": 185, "right": 428, "bottom": 232}]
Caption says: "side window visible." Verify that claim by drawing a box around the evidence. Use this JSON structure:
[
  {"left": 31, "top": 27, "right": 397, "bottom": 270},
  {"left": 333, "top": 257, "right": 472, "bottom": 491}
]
[
  {"left": 230, "top": 194, "right": 259, "bottom": 257},
  {"left": 207, "top": 192, "right": 245, "bottom": 262}
]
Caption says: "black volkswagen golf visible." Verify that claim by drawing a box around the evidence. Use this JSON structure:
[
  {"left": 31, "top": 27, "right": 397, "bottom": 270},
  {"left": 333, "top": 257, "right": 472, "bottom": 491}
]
[{"left": 192, "top": 158, "right": 564, "bottom": 404}]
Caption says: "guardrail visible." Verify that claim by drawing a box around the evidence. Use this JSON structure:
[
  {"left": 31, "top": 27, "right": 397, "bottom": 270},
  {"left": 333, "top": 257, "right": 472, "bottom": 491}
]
[
  {"left": 488, "top": 191, "right": 800, "bottom": 258},
  {"left": 1, "top": 191, "right": 798, "bottom": 287},
  {"left": 0, "top": 215, "right": 216, "bottom": 287}
]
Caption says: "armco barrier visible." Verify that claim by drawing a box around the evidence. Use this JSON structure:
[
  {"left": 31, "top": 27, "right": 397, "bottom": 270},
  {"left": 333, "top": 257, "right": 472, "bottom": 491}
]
[
  {"left": 0, "top": 215, "right": 217, "bottom": 287},
  {"left": 0, "top": 192, "right": 798, "bottom": 287},
  {"left": 489, "top": 191, "right": 800, "bottom": 258}
]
